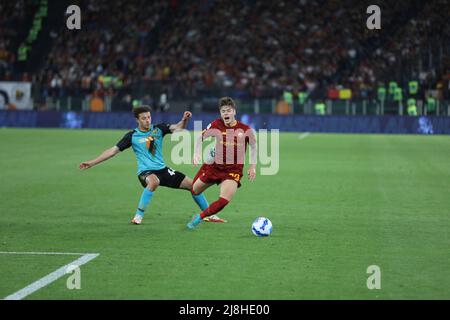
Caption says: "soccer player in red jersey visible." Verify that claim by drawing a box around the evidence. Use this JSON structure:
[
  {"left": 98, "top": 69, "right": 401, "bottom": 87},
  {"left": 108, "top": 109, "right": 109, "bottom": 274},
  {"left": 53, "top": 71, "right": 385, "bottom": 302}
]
[{"left": 187, "top": 97, "right": 257, "bottom": 229}]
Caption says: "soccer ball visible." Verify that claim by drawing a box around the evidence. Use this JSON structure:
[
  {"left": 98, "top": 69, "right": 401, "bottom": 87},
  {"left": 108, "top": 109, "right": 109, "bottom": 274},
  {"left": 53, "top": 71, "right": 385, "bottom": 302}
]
[{"left": 251, "top": 217, "right": 273, "bottom": 237}]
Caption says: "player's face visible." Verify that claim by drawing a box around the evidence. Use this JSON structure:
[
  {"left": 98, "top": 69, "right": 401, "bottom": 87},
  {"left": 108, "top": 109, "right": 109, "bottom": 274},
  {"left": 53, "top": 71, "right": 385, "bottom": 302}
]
[
  {"left": 137, "top": 112, "right": 151, "bottom": 131},
  {"left": 220, "top": 106, "right": 236, "bottom": 125}
]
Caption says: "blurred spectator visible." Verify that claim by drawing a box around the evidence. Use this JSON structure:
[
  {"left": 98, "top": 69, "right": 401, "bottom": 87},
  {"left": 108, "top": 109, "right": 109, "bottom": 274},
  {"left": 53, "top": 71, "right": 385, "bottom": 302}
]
[{"left": 3, "top": 0, "right": 449, "bottom": 106}]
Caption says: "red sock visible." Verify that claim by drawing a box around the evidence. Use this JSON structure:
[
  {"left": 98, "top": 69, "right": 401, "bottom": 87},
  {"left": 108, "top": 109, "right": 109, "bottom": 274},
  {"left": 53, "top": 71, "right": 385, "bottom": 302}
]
[{"left": 200, "top": 197, "right": 229, "bottom": 219}]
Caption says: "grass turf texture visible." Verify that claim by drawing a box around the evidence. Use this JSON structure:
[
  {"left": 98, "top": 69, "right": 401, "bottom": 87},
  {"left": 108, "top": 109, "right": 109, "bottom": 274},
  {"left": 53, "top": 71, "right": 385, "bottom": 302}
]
[{"left": 0, "top": 128, "right": 449, "bottom": 299}]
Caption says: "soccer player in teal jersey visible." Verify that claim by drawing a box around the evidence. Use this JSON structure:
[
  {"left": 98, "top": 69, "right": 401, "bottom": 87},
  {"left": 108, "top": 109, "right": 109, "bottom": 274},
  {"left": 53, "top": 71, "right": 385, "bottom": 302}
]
[{"left": 79, "top": 106, "right": 222, "bottom": 224}]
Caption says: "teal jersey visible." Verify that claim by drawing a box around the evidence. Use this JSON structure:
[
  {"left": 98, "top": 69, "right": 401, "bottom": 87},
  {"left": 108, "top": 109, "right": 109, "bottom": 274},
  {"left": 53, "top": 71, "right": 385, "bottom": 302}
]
[{"left": 116, "top": 123, "right": 172, "bottom": 175}]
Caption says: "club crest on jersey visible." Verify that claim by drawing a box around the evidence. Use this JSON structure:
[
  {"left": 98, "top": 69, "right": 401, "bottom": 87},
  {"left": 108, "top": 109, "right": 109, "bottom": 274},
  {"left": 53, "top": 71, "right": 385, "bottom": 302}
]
[
  {"left": 145, "top": 135, "right": 154, "bottom": 147},
  {"left": 145, "top": 136, "right": 156, "bottom": 155}
]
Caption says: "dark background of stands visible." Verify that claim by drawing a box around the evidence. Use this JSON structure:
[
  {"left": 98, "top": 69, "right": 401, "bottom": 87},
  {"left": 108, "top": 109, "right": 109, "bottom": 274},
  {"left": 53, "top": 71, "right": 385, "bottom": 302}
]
[{"left": 0, "top": 0, "right": 449, "bottom": 115}]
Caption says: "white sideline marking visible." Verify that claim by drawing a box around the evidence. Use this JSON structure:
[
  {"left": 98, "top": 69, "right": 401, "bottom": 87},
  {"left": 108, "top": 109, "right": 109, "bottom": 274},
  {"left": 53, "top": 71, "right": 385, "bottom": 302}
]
[
  {"left": 298, "top": 132, "right": 311, "bottom": 140},
  {"left": 1, "top": 252, "right": 99, "bottom": 300}
]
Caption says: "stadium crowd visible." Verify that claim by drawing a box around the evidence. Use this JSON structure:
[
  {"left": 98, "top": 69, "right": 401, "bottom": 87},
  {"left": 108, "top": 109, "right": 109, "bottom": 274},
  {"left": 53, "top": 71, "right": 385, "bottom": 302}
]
[
  {"left": 35, "top": 0, "right": 170, "bottom": 100},
  {"left": 1, "top": 0, "right": 449, "bottom": 105},
  {"left": 145, "top": 0, "right": 414, "bottom": 98},
  {"left": 349, "top": 0, "right": 450, "bottom": 99},
  {"left": 0, "top": 0, "right": 38, "bottom": 81}
]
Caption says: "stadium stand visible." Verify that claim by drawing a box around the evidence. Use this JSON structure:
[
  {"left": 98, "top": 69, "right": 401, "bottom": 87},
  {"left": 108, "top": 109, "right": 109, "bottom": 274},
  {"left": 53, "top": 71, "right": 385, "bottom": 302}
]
[{"left": 0, "top": 0, "right": 449, "bottom": 114}]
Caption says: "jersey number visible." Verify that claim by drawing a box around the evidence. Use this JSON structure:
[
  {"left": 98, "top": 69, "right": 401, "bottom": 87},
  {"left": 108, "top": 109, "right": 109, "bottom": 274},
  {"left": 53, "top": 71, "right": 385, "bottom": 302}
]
[
  {"left": 168, "top": 168, "right": 175, "bottom": 176},
  {"left": 229, "top": 173, "right": 240, "bottom": 181}
]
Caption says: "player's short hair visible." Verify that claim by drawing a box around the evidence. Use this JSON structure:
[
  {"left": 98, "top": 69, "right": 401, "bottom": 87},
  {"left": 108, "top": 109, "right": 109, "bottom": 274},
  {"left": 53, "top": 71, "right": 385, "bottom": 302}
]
[
  {"left": 219, "top": 97, "right": 236, "bottom": 110},
  {"left": 133, "top": 105, "right": 152, "bottom": 119}
]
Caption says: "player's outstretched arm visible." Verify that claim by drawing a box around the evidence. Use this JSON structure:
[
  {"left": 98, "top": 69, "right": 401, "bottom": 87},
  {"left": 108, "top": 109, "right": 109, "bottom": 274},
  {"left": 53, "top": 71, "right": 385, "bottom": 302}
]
[
  {"left": 169, "top": 111, "right": 192, "bottom": 132},
  {"left": 247, "top": 130, "right": 257, "bottom": 181},
  {"left": 79, "top": 146, "right": 120, "bottom": 170},
  {"left": 193, "top": 133, "right": 203, "bottom": 166}
]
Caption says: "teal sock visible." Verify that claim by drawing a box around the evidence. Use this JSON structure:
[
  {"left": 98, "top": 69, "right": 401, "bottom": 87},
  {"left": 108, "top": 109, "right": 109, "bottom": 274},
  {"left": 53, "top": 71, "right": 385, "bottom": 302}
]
[
  {"left": 136, "top": 189, "right": 154, "bottom": 217},
  {"left": 192, "top": 193, "right": 209, "bottom": 211}
]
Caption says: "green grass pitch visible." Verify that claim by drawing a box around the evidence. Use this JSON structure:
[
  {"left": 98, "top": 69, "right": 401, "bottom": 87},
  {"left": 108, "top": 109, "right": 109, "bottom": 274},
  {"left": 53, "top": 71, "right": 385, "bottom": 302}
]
[{"left": 0, "top": 128, "right": 449, "bottom": 299}]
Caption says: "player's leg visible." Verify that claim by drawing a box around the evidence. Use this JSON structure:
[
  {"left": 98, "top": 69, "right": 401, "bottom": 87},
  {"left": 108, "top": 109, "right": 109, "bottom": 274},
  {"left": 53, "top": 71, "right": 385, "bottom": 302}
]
[
  {"left": 182, "top": 176, "right": 225, "bottom": 222},
  {"left": 132, "top": 173, "right": 160, "bottom": 224},
  {"left": 187, "top": 180, "right": 237, "bottom": 229},
  {"left": 157, "top": 167, "right": 210, "bottom": 211},
  {"left": 191, "top": 167, "right": 215, "bottom": 209},
  {"left": 191, "top": 171, "right": 214, "bottom": 195},
  {"left": 156, "top": 167, "right": 215, "bottom": 218},
  {"left": 192, "top": 172, "right": 230, "bottom": 222},
  {"left": 178, "top": 176, "right": 210, "bottom": 212},
  {"left": 202, "top": 179, "right": 237, "bottom": 218}
]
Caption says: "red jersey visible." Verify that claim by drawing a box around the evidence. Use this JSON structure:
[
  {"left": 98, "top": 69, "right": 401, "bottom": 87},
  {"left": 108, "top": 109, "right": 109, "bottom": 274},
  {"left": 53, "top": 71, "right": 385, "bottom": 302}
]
[{"left": 202, "top": 118, "right": 256, "bottom": 173}]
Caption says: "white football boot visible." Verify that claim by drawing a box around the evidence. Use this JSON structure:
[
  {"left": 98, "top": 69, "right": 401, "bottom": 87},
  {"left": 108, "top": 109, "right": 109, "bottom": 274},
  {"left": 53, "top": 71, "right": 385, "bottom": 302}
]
[{"left": 131, "top": 214, "right": 143, "bottom": 225}]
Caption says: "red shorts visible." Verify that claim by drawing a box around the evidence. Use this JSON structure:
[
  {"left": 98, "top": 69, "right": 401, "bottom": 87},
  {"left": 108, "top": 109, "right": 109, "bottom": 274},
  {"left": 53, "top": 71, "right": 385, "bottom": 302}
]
[{"left": 193, "top": 164, "right": 243, "bottom": 188}]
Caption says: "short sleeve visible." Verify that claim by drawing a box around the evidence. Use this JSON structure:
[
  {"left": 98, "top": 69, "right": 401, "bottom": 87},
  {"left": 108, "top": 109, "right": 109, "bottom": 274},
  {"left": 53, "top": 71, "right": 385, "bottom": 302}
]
[
  {"left": 156, "top": 123, "right": 172, "bottom": 136},
  {"left": 116, "top": 130, "right": 134, "bottom": 151}
]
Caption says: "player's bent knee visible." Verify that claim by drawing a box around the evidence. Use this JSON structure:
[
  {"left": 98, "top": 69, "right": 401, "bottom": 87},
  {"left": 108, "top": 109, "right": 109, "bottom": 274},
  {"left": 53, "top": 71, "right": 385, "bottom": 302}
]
[
  {"left": 146, "top": 183, "right": 159, "bottom": 192},
  {"left": 191, "top": 185, "right": 203, "bottom": 195},
  {"left": 179, "top": 177, "right": 193, "bottom": 191},
  {"left": 191, "top": 180, "right": 202, "bottom": 195},
  {"left": 145, "top": 176, "right": 160, "bottom": 191},
  {"left": 220, "top": 180, "right": 238, "bottom": 201}
]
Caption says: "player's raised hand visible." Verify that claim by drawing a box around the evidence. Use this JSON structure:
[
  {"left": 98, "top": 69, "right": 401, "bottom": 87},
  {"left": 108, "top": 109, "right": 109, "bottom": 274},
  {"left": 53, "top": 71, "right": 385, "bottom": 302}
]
[
  {"left": 79, "top": 161, "right": 93, "bottom": 170},
  {"left": 247, "top": 166, "right": 256, "bottom": 181},
  {"left": 182, "top": 111, "right": 192, "bottom": 120}
]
